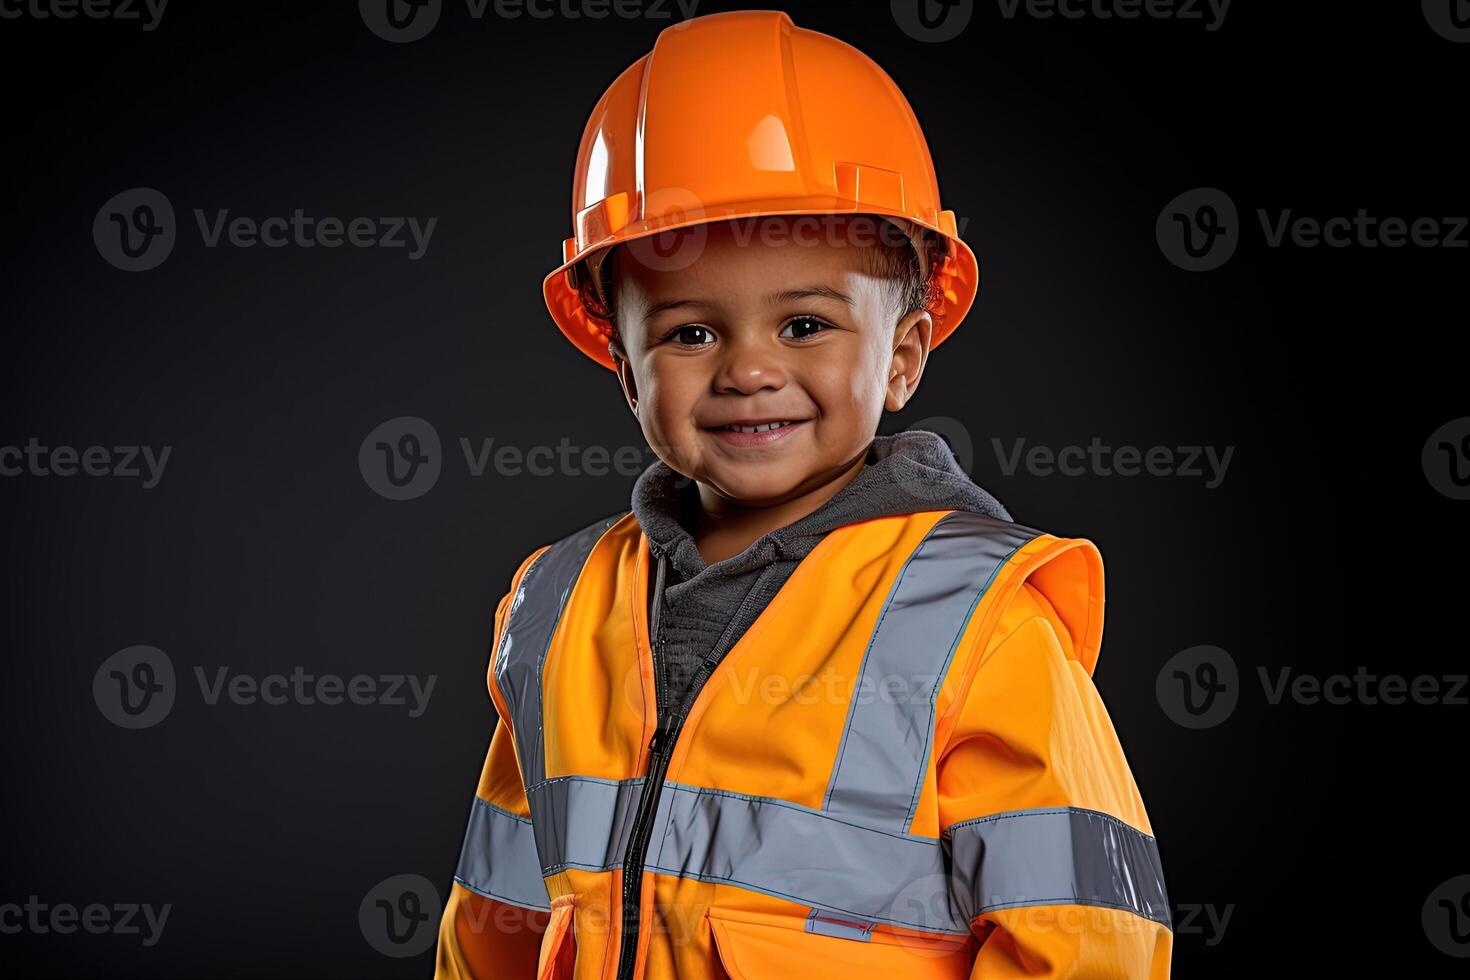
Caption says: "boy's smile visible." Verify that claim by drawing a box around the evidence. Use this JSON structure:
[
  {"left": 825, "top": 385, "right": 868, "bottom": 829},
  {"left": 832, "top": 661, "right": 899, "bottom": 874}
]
[{"left": 606, "top": 216, "right": 933, "bottom": 529}]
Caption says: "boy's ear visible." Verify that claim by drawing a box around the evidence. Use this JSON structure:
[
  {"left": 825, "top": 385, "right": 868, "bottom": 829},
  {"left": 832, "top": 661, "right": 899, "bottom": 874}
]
[
  {"left": 610, "top": 338, "right": 640, "bottom": 417},
  {"left": 886, "top": 308, "right": 932, "bottom": 413}
]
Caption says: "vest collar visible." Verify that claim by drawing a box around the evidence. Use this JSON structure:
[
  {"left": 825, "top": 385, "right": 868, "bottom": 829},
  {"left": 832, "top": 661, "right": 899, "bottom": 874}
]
[{"left": 630, "top": 428, "right": 1011, "bottom": 582}]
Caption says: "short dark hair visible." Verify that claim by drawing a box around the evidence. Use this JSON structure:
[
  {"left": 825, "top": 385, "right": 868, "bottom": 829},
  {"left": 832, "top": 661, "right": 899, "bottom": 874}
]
[{"left": 576, "top": 215, "right": 949, "bottom": 352}]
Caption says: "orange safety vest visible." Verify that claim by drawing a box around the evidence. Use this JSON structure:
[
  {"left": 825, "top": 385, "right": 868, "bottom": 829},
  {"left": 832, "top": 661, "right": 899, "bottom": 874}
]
[{"left": 436, "top": 509, "right": 1172, "bottom": 979}]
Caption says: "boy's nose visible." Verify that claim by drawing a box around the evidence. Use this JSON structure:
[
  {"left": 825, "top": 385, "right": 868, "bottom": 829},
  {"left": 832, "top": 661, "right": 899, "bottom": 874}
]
[{"left": 710, "top": 340, "right": 790, "bottom": 395}]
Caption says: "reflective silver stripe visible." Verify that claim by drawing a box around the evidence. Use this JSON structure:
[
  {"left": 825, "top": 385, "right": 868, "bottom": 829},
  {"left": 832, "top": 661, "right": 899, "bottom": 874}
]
[
  {"left": 647, "top": 780, "right": 968, "bottom": 934},
  {"left": 525, "top": 777, "right": 969, "bottom": 932},
  {"left": 494, "top": 512, "right": 626, "bottom": 790},
  {"left": 527, "top": 774, "right": 646, "bottom": 875},
  {"left": 948, "top": 806, "right": 1172, "bottom": 929},
  {"left": 509, "top": 778, "right": 1171, "bottom": 934},
  {"left": 452, "top": 798, "right": 552, "bottom": 912},
  {"left": 822, "top": 511, "right": 1041, "bottom": 832}
]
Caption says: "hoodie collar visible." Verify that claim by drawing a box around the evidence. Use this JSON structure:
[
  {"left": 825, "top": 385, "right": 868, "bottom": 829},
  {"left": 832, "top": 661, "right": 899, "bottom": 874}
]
[{"left": 630, "top": 429, "right": 1011, "bottom": 583}]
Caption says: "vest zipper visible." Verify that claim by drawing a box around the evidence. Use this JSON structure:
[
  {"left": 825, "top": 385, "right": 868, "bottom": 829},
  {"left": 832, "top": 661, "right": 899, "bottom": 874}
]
[
  {"left": 616, "top": 551, "right": 777, "bottom": 980},
  {"left": 616, "top": 548, "right": 722, "bottom": 980},
  {"left": 617, "top": 657, "right": 723, "bottom": 980},
  {"left": 617, "top": 547, "right": 668, "bottom": 980}
]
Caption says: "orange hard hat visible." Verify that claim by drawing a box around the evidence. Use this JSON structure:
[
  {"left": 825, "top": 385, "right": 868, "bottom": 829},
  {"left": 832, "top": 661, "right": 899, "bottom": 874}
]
[{"left": 542, "top": 9, "right": 979, "bottom": 373}]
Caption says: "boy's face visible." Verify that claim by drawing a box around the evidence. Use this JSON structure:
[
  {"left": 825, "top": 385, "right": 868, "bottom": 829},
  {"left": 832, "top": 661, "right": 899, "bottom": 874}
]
[{"left": 607, "top": 217, "right": 932, "bottom": 507}]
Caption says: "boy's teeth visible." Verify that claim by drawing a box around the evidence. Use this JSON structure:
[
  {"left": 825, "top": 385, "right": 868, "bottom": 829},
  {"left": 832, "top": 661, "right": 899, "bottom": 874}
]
[{"left": 722, "top": 421, "right": 793, "bottom": 433}]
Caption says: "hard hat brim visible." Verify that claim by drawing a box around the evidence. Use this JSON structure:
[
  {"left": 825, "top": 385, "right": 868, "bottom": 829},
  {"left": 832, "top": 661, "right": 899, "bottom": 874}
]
[{"left": 542, "top": 199, "right": 979, "bottom": 373}]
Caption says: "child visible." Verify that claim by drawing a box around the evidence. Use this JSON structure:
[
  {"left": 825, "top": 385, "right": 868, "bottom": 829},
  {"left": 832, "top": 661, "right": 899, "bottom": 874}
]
[{"left": 436, "top": 10, "right": 1171, "bottom": 979}]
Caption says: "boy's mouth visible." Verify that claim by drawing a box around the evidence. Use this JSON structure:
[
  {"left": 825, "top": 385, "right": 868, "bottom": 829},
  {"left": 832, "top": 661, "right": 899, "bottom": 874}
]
[{"left": 702, "top": 418, "right": 808, "bottom": 447}]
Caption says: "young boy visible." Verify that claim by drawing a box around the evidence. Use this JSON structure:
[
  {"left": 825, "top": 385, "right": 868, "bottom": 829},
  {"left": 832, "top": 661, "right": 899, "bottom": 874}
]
[{"left": 436, "top": 10, "right": 1171, "bottom": 979}]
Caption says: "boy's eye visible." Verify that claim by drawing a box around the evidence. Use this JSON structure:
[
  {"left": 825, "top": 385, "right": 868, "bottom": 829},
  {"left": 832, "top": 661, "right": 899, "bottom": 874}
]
[
  {"left": 778, "top": 316, "right": 832, "bottom": 340},
  {"left": 659, "top": 316, "right": 832, "bottom": 347},
  {"left": 663, "top": 324, "right": 716, "bottom": 347}
]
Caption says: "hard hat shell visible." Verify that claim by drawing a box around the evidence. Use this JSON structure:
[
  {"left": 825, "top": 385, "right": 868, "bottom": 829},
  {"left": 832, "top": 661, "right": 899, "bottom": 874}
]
[{"left": 542, "top": 9, "right": 979, "bottom": 373}]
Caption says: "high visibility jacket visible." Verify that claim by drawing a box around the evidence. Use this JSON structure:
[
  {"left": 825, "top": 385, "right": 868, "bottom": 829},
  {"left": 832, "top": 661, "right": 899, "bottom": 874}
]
[{"left": 436, "top": 509, "right": 1172, "bottom": 979}]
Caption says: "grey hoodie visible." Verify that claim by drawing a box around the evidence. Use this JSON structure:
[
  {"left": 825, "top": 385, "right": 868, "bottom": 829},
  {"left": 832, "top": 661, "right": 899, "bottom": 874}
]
[{"left": 628, "top": 428, "right": 1011, "bottom": 719}]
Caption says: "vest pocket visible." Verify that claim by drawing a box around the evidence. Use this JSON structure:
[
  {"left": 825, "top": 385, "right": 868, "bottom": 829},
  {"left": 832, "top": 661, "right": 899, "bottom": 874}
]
[
  {"left": 536, "top": 894, "right": 578, "bottom": 980},
  {"left": 707, "top": 909, "right": 973, "bottom": 979}
]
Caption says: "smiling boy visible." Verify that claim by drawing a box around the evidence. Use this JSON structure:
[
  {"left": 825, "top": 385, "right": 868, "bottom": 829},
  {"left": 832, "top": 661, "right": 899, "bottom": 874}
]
[
  {"left": 601, "top": 214, "right": 943, "bottom": 560},
  {"left": 436, "top": 10, "right": 1171, "bottom": 979}
]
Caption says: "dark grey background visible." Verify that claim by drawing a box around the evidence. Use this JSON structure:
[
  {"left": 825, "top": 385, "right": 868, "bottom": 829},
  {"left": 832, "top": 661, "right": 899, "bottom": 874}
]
[{"left": 2, "top": 0, "right": 1466, "bottom": 976}]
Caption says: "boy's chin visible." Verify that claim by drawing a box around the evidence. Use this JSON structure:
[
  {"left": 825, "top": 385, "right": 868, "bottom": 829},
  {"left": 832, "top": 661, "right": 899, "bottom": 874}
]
[{"left": 698, "top": 463, "right": 823, "bottom": 509}]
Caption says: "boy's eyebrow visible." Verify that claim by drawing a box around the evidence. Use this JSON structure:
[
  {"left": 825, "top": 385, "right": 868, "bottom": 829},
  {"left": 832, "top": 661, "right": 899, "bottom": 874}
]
[
  {"left": 766, "top": 285, "right": 854, "bottom": 308},
  {"left": 642, "top": 285, "right": 854, "bottom": 319}
]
